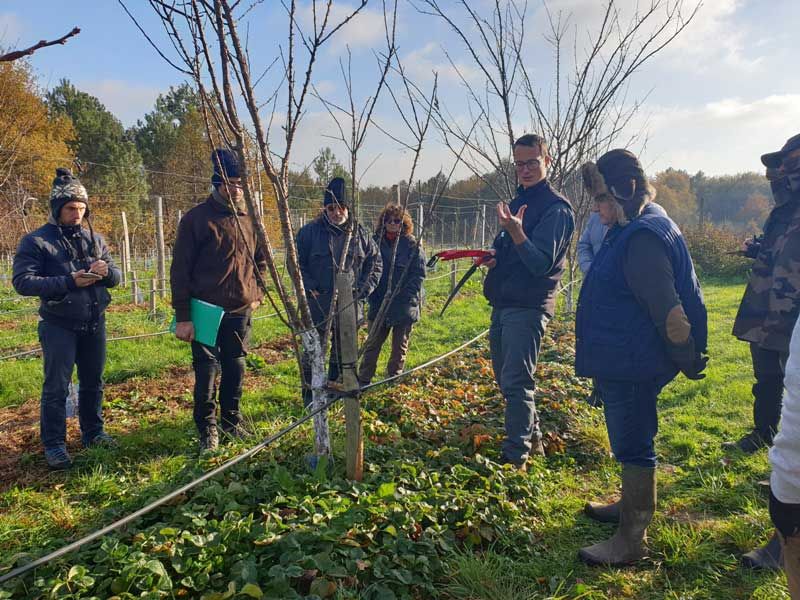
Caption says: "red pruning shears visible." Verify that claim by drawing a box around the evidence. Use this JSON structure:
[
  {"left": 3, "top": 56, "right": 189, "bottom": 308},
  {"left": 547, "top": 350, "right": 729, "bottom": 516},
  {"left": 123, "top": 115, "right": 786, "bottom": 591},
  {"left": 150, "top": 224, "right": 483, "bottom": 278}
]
[{"left": 428, "top": 249, "right": 494, "bottom": 316}]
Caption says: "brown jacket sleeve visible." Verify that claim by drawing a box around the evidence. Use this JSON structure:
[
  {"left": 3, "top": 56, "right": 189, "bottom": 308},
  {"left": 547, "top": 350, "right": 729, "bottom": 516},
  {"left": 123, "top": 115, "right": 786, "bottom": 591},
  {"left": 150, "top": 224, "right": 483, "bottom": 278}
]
[
  {"left": 623, "top": 229, "right": 696, "bottom": 365},
  {"left": 171, "top": 213, "right": 196, "bottom": 322}
]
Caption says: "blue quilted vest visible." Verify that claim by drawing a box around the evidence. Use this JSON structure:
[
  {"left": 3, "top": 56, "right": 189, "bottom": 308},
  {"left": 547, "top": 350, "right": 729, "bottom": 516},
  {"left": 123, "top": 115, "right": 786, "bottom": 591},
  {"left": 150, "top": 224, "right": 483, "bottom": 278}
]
[{"left": 575, "top": 212, "right": 707, "bottom": 382}]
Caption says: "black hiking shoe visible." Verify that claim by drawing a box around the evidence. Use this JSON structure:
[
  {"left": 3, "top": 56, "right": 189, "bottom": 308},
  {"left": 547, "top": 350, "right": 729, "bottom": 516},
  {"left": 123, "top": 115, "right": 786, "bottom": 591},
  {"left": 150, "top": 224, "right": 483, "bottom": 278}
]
[
  {"left": 44, "top": 446, "right": 73, "bottom": 471},
  {"left": 741, "top": 532, "right": 782, "bottom": 570},
  {"left": 722, "top": 430, "right": 771, "bottom": 454}
]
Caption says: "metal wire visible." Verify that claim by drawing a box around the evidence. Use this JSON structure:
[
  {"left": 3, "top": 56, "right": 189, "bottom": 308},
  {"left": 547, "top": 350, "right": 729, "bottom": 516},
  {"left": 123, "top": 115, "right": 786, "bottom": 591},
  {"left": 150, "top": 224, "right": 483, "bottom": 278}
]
[{"left": 0, "top": 327, "right": 489, "bottom": 585}]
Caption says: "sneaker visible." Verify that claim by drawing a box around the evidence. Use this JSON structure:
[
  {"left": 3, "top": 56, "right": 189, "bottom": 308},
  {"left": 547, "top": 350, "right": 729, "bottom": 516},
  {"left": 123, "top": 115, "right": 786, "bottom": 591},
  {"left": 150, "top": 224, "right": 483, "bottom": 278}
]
[
  {"left": 199, "top": 427, "right": 219, "bottom": 451},
  {"left": 722, "top": 430, "right": 770, "bottom": 454},
  {"left": 85, "top": 432, "right": 118, "bottom": 448},
  {"left": 44, "top": 446, "right": 73, "bottom": 470}
]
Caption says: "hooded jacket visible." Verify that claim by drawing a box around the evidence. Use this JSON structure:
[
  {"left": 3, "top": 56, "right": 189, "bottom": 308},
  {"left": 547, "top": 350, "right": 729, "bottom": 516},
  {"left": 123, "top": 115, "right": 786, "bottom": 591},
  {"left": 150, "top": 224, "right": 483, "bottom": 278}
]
[
  {"left": 367, "top": 234, "right": 426, "bottom": 326},
  {"left": 13, "top": 218, "right": 121, "bottom": 330}
]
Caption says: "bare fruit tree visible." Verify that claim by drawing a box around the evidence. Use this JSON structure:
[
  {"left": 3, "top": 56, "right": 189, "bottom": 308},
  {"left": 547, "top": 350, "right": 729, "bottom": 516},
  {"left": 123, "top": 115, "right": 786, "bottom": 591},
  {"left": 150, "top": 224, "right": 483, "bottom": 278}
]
[
  {"left": 417, "top": 0, "right": 700, "bottom": 310},
  {"left": 119, "top": 0, "right": 383, "bottom": 459}
]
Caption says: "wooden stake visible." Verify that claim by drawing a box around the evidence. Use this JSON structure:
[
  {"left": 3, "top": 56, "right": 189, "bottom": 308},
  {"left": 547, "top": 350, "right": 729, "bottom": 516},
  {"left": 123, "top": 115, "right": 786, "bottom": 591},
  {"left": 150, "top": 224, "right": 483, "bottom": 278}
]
[
  {"left": 335, "top": 272, "right": 363, "bottom": 481},
  {"left": 149, "top": 277, "right": 157, "bottom": 317},
  {"left": 155, "top": 196, "right": 166, "bottom": 299},
  {"left": 121, "top": 211, "right": 131, "bottom": 274},
  {"left": 131, "top": 271, "right": 139, "bottom": 305}
]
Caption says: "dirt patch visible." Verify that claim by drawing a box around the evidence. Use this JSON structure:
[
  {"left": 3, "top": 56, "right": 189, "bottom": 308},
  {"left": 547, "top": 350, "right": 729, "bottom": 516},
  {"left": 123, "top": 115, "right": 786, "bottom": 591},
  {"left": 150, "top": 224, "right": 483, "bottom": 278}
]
[{"left": 0, "top": 338, "right": 296, "bottom": 491}]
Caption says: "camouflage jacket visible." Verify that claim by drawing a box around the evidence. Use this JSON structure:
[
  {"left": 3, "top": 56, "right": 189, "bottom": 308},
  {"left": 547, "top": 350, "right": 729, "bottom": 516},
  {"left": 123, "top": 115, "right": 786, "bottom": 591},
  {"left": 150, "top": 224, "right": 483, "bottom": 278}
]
[{"left": 733, "top": 198, "right": 800, "bottom": 353}]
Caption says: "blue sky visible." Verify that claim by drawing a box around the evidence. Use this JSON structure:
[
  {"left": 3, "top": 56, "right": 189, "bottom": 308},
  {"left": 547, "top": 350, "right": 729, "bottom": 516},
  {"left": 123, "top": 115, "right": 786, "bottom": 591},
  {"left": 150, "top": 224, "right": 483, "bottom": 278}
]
[{"left": 2, "top": 1, "right": 798, "bottom": 187}]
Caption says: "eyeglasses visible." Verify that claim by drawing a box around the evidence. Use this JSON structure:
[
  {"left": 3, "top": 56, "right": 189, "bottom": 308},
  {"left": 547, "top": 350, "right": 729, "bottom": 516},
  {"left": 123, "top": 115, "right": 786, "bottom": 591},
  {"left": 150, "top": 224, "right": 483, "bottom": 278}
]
[
  {"left": 325, "top": 204, "right": 346, "bottom": 213},
  {"left": 384, "top": 218, "right": 402, "bottom": 224},
  {"left": 514, "top": 158, "right": 542, "bottom": 171}
]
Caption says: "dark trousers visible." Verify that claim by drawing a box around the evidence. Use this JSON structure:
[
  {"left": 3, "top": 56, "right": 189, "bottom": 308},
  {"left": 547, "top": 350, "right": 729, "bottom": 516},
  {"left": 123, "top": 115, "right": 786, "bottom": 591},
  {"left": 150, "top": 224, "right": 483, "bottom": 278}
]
[
  {"left": 301, "top": 325, "right": 343, "bottom": 407},
  {"left": 750, "top": 343, "right": 788, "bottom": 441},
  {"left": 191, "top": 313, "right": 251, "bottom": 434},
  {"left": 39, "top": 319, "right": 106, "bottom": 449},
  {"left": 770, "top": 491, "right": 800, "bottom": 598},
  {"left": 357, "top": 320, "right": 413, "bottom": 384},
  {"left": 594, "top": 375, "right": 671, "bottom": 468},
  {"left": 489, "top": 307, "right": 548, "bottom": 464}
]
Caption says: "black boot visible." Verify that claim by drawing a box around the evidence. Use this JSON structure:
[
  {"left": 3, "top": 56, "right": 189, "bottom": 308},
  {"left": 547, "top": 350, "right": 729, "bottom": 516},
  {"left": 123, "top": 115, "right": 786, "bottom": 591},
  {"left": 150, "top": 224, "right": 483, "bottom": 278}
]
[
  {"left": 722, "top": 429, "right": 771, "bottom": 454},
  {"left": 741, "top": 532, "right": 782, "bottom": 570}
]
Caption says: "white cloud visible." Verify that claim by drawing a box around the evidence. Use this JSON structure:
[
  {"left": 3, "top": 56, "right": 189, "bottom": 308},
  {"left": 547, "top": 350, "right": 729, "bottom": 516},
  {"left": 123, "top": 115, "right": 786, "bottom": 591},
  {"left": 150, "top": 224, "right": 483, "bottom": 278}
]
[
  {"left": 0, "top": 12, "right": 24, "bottom": 45},
  {"left": 527, "top": 0, "right": 760, "bottom": 74},
  {"left": 300, "top": 3, "right": 388, "bottom": 51},
  {"left": 401, "top": 42, "right": 480, "bottom": 85},
  {"left": 636, "top": 94, "right": 800, "bottom": 175},
  {"left": 77, "top": 80, "right": 161, "bottom": 127}
]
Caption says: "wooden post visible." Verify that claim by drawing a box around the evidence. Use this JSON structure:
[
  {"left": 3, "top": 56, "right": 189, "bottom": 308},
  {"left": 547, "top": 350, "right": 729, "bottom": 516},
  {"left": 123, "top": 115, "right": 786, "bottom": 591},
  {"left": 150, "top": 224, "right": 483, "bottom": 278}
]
[
  {"left": 131, "top": 271, "right": 139, "bottom": 304},
  {"left": 450, "top": 260, "right": 457, "bottom": 293},
  {"left": 120, "top": 239, "right": 127, "bottom": 287},
  {"left": 481, "top": 204, "right": 486, "bottom": 248},
  {"left": 418, "top": 204, "right": 424, "bottom": 245},
  {"left": 149, "top": 277, "right": 157, "bottom": 317},
  {"left": 155, "top": 196, "right": 166, "bottom": 299},
  {"left": 121, "top": 211, "right": 131, "bottom": 274},
  {"left": 336, "top": 271, "right": 363, "bottom": 481}
]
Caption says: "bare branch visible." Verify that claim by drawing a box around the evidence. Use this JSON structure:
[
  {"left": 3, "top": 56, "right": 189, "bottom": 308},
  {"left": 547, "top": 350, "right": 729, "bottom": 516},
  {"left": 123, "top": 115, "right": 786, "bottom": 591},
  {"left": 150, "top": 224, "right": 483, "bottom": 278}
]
[{"left": 0, "top": 26, "right": 81, "bottom": 62}]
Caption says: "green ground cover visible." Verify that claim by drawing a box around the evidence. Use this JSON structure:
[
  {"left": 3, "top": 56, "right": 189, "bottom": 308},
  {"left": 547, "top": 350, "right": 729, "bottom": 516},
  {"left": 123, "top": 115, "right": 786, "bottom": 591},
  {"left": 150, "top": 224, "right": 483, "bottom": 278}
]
[{"left": 0, "top": 277, "right": 791, "bottom": 599}]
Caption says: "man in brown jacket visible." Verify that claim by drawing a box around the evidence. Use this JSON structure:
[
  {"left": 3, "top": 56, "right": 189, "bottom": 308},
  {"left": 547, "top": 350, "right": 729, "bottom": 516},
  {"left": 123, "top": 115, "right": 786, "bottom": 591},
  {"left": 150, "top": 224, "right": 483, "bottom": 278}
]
[{"left": 171, "top": 148, "right": 266, "bottom": 450}]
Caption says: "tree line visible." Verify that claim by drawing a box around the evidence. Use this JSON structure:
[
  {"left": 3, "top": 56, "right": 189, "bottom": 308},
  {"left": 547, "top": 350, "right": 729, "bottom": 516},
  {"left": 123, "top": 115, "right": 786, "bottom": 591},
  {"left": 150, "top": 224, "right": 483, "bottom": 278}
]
[{"left": 0, "top": 59, "right": 771, "bottom": 256}]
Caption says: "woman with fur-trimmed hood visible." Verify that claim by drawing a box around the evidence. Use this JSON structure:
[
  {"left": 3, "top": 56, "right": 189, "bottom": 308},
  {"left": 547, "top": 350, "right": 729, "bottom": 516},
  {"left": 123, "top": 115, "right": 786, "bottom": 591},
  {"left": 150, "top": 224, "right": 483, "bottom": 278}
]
[
  {"left": 357, "top": 203, "right": 426, "bottom": 385},
  {"left": 574, "top": 149, "right": 708, "bottom": 566}
]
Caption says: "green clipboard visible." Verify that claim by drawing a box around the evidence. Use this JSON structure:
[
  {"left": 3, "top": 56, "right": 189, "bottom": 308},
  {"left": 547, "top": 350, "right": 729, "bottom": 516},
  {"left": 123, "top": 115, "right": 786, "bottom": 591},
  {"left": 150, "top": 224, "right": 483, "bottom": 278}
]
[{"left": 170, "top": 298, "right": 225, "bottom": 347}]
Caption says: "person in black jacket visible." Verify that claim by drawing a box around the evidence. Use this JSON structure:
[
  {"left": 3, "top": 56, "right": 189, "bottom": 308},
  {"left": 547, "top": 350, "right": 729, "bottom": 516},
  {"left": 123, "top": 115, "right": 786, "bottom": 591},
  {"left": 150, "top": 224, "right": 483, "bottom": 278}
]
[
  {"left": 482, "top": 134, "right": 575, "bottom": 469},
  {"left": 296, "top": 177, "right": 382, "bottom": 405},
  {"left": 13, "top": 168, "right": 121, "bottom": 470},
  {"left": 358, "top": 204, "right": 426, "bottom": 385}
]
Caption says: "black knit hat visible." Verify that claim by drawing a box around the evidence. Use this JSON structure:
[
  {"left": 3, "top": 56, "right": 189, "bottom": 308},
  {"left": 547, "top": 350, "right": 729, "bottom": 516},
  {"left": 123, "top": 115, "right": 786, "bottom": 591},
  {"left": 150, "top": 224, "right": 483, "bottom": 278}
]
[
  {"left": 211, "top": 148, "right": 242, "bottom": 186},
  {"left": 50, "top": 167, "right": 89, "bottom": 221},
  {"left": 323, "top": 177, "right": 348, "bottom": 207}
]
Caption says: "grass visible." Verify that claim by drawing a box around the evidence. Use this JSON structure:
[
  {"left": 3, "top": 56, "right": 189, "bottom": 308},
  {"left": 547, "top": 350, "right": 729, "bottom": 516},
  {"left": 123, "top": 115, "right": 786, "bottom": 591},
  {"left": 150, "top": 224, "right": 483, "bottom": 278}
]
[{"left": 0, "top": 275, "right": 792, "bottom": 599}]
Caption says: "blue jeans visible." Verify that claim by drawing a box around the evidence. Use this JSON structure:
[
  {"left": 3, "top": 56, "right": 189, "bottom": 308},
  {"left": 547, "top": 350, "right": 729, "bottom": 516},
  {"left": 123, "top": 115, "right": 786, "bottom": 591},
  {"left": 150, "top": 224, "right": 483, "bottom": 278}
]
[
  {"left": 489, "top": 307, "right": 549, "bottom": 463},
  {"left": 191, "top": 313, "right": 251, "bottom": 434},
  {"left": 39, "top": 318, "right": 106, "bottom": 449},
  {"left": 594, "top": 376, "right": 671, "bottom": 468}
]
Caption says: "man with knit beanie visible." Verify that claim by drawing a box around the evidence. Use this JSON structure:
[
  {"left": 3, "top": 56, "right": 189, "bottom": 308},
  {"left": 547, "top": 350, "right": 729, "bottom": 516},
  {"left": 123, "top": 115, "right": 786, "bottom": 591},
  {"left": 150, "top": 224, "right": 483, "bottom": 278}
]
[
  {"left": 575, "top": 149, "right": 708, "bottom": 565},
  {"left": 296, "top": 177, "right": 382, "bottom": 406},
  {"left": 13, "top": 168, "right": 121, "bottom": 470},
  {"left": 171, "top": 148, "right": 267, "bottom": 451}
]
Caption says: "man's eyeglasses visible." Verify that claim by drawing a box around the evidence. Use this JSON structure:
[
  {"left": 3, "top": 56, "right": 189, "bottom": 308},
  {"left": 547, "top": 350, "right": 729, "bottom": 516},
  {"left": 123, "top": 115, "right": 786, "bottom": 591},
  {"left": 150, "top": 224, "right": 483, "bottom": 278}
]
[
  {"left": 326, "top": 204, "right": 346, "bottom": 212},
  {"left": 514, "top": 158, "right": 542, "bottom": 171},
  {"left": 384, "top": 218, "right": 402, "bottom": 224}
]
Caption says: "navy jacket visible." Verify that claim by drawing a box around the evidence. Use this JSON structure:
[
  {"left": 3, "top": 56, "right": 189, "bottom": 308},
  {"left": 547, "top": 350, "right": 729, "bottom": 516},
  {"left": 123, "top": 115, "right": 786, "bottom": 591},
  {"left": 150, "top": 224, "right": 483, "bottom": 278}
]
[
  {"left": 367, "top": 235, "right": 426, "bottom": 326},
  {"left": 575, "top": 213, "right": 707, "bottom": 382},
  {"left": 296, "top": 215, "right": 382, "bottom": 326},
  {"left": 483, "top": 180, "right": 574, "bottom": 317},
  {"left": 13, "top": 221, "right": 121, "bottom": 330}
]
